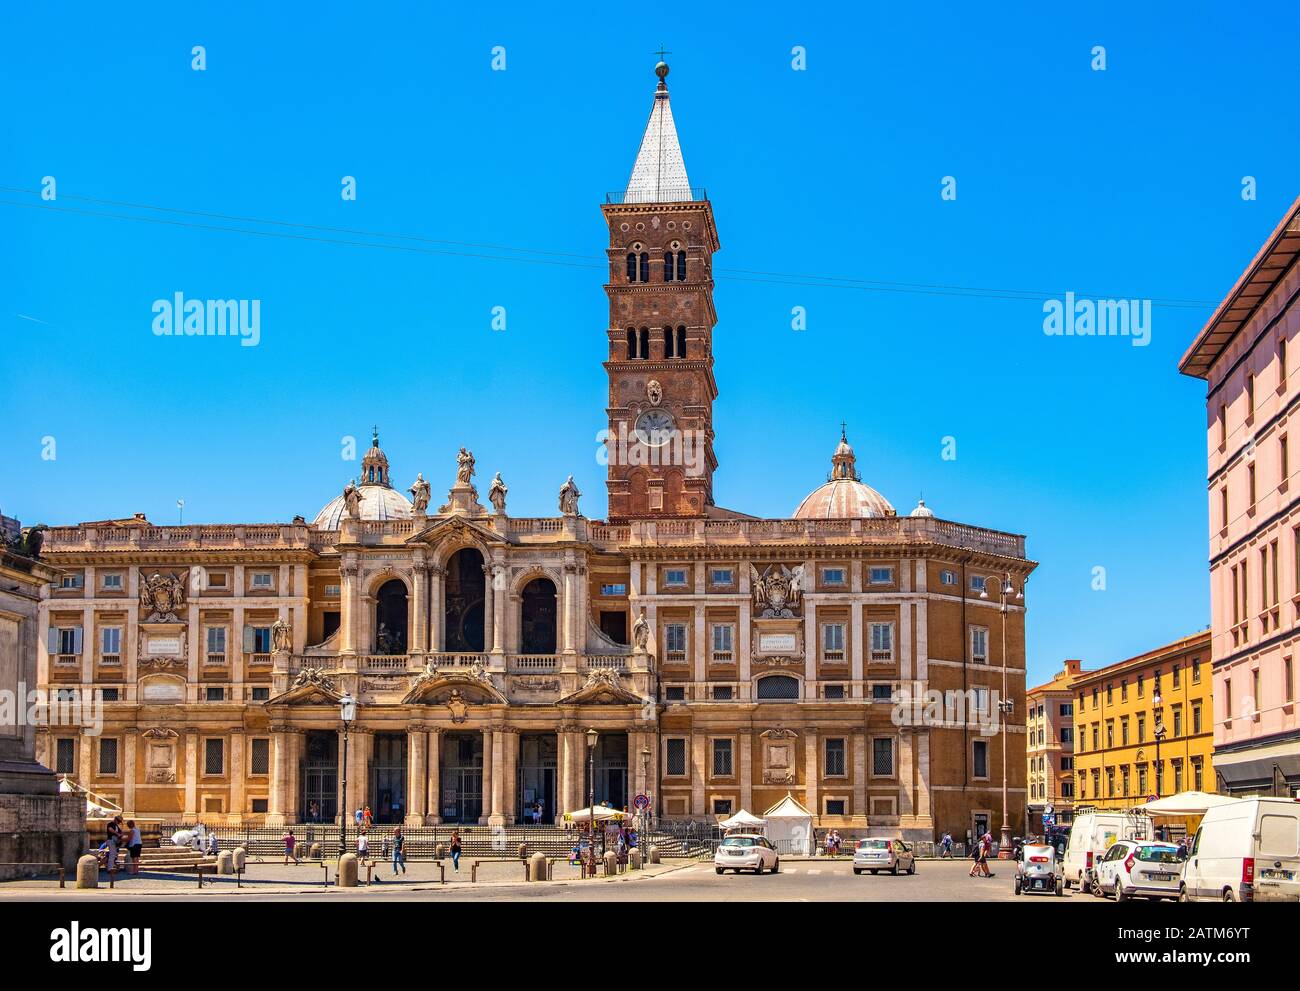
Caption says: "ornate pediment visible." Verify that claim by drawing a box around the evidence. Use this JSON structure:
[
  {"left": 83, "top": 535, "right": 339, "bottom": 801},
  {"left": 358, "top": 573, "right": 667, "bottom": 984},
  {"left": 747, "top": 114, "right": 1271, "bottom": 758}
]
[
  {"left": 406, "top": 514, "right": 507, "bottom": 548},
  {"left": 402, "top": 663, "right": 507, "bottom": 706},
  {"left": 267, "top": 667, "right": 343, "bottom": 706},
  {"left": 557, "top": 668, "right": 645, "bottom": 706}
]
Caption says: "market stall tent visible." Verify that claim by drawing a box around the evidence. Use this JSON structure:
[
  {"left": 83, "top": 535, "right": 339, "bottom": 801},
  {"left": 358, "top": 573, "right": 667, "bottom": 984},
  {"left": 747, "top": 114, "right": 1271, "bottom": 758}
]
[
  {"left": 1133, "top": 791, "right": 1241, "bottom": 816},
  {"left": 718, "top": 809, "right": 766, "bottom": 831},
  {"left": 762, "top": 794, "right": 814, "bottom": 855}
]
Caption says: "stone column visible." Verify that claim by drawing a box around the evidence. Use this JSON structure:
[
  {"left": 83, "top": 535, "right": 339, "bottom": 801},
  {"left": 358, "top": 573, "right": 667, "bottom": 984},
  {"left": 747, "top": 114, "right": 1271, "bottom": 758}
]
[
  {"left": 853, "top": 731, "right": 867, "bottom": 819},
  {"left": 562, "top": 565, "right": 577, "bottom": 654},
  {"left": 411, "top": 559, "right": 428, "bottom": 655},
  {"left": 125, "top": 573, "right": 140, "bottom": 694},
  {"left": 428, "top": 565, "right": 445, "bottom": 653},
  {"left": 80, "top": 602, "right": 94, "bottom": 685},
  {"left": 482, "top": 564, "right": 495, "bottom": 658},
  {"left": 558, "top": 727, "right": 576, "bottom": 820},
  {"left": 501, "top": 728, "right": 518, "bottom": 824},
  {"left": 899, "top": 601, "right": 912, "bottom": 682},
  {"left": 122, "top": 733, "right": 137, "bottom": 817},
  {"left": 739, "top": 732, "right": 753, "bottom": 812},
  {"left": 693, "top": 602, "right": 706, "bottom": 686},
  {"left": 230, "top": 733, "right": 245, "bottom": 820},
  {"left": 804, "top": 728, "right": 819, "bottom": 816},
  {"left": 491, "top": 563, "right": 506, "bottom": 655},
  {"left": 850, "top": 602, "right": 864, "bottom": 698},
  {"left": 233, "top": 601, "right": 246, "bottom": 686},
  {"left": 488, "top": 729, "right": 506, "bottom": 826},
  {"left": 898, "top": 729, "right": 915, "bottom": 816},
  {"left": 406, "top": 725, "right": 427, "bottom": 825},
  {"left": 916, "top": 730, "right": 932, "bottom": 822},
  {"left": 267, "top": 728, "right": 289, "bottom": 825},
  {"left": 352, "top": 730, "right": 373, "bottom": 818},
  {"left": 283, "top": 731, "right": 301, "bottom": 823},
  {"left": 803, "top": 600, "right": 819, "bottom": 697},
  {"left": 690, "top": 732, "right": 706, "bottom": 815},
  {"left": 340, "top": 560, "right": 358, "bottom": 654},
  {"left": 739, "top": 591, "right": 752, "bottom": 701},
  {"left": 183, "top": 731, "right": 198, "bottom": 818},
  {"left": 480, "top": 729, "right": 495, "bottom": 825},
  {"left": 426, "top": 729, "right": 442, "bottom": 824}
]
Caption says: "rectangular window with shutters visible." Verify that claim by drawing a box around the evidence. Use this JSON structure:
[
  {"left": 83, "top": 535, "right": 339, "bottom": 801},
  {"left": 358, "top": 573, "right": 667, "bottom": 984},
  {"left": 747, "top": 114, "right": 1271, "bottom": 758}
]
[
  {"left": 821, "top": 567, "right": 846, "bottom": 586},
  {"left": 98, "top": 738, "right": 118, "bottom": 775},
  {"left": 250, "top": 738, "right": 270, "bottom": 775},
  {"left": 55, "top": 627, "right": 82, "bottom": 656},
  {"left": 711, "top": 624, "right": 733, "bottom": 662},
  {"left": 206, "top": 626, "right": 226, "bottom": 665},
  {"left": 100, "top": 627, "right": 121, "bottom": 663},
  {"left": 972, "top": 740, "right": 989, "bottom": 779},
  {"left": 711, "top": 738, "right": 733, "bottom": 777},
  {"left": 825, "top": 738, "right": 846, "bottom": 777},
  {"left": 872, "top": 737, "right": 894, "bottom": 776},
  {"left": 970, "top": 626, "right": 988, "bottom": 663},
  {"left": 869, "top": 567, "right": 893, "bottom": 585},
  {"left": 56, "top": 738, "right": 75, "bottom": 774},
  {"left": 664, "top": 569, "right": 688, "bottom": 587},
  {"left": 204, "top": 738, "right": 224, "bottom": 776},
  {"left": 869, "top": 622, "right": 893, "bottom": 662},
  {"left": 244, "top": 626, "right": 273, "bottom": 654},
  {"left": 709, "top": 568, "right": 733, "bottom": 586},
  {"left": 665, "top": 738, "right": 687, "bottom": 776},
  {"left": 822, "top": 623, "right": 845, "bottom": 661},
  {"left": 664, "top": 623, "right": 687, "bottom": 664},
  {"left": 251, "top": 572, "right": 274, "bottom": 589}
]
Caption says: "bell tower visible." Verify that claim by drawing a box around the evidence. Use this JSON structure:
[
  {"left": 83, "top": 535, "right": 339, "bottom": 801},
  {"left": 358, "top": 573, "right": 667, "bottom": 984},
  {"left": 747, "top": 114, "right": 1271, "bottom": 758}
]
[{"left": 602, "top": 60, "right": 720, "bottom": 521}]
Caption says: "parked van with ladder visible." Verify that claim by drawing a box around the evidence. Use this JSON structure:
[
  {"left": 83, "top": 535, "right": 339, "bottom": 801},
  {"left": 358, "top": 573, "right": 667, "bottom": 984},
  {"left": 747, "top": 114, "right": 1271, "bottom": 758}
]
[{"left": 1062, "top": 806, "right": 1153, "bottom": 893}]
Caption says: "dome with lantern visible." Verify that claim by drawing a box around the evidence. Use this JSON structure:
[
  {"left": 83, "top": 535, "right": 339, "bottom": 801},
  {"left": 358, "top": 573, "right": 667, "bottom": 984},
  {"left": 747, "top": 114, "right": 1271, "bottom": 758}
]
[
  {"left": 312, "top": 429, "right": 413, "bottom": 529},
  {"left": 792, "top": 430, "right": 896, "bottom": 520}
]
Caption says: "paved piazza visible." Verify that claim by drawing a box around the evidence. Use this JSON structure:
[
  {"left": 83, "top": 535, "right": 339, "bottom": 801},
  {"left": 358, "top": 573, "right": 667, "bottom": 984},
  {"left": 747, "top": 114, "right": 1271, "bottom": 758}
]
[{"left": 0, "top": 859, "right": 1111, "bottom": 903}]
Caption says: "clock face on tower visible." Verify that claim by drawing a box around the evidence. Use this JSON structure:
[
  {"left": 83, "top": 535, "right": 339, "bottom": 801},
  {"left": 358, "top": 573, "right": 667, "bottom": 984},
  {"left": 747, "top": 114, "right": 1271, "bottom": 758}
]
[{"left": 634, "top": 408, "right": 676, "bottom": 446}]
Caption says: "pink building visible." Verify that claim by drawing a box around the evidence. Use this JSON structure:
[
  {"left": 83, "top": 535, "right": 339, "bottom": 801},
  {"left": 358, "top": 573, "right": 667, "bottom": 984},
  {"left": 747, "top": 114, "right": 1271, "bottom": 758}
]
[{"left": 1180, "top": 195, "right": 1300, "bottom": 797}]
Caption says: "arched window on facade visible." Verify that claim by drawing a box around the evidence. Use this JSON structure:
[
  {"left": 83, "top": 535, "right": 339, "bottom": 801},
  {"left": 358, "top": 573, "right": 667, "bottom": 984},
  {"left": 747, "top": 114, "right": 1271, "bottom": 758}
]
[
  {"left": 639, "top": 253, "right": 650, "bottom": 283},
  {"left": 676, "top": 326, "right": 687, "bottom": 358},
  {"left": 756, "top": 674, "right": 801, "bottom": 700},
  {"left": 663, "top": 326, "right": 674, "bottom": 358},
  {"left": 626, "top": 328, "right": 637, "bottom": 359},
  {"left": 639, "top": 327, "right": 650, "bottom": 359},
  {"left": 626, "top": 253, "right": 637, "bottom": 282},
  {"left": 676, "top": 250, "right": 687, "bottom": 281},
  {"left": 663, "top": 251, "right": 675, "bottom": 282}
]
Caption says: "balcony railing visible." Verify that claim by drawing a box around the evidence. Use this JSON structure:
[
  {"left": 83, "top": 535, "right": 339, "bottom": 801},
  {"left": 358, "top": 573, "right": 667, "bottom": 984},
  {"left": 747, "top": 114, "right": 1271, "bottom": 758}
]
[
  {"left": 204, "top": 653, "right": 227, "bottom": 667},
  {"left": 248, "top": 653, "right": 272, "bottom": 666},
  {"left": 99, "top": 654, "right": 121, "bottom": 667},
  {"left": 663, "top": 651, "right": 687, "bottom": 666},
  {"left": 427, "top": 653, "right": 488, "bottom": 668},
  {"left": 510, "top": 654, "right": 558, "bottom": 672},
  {"left": 604, "top": 187, "right": 708, "bottom": 205},
  {"left": 55, "top": 654, "right": 78, "bottom": 667},
  {"left": 359, "top": 655, "right": 411, "bottom": 672}
]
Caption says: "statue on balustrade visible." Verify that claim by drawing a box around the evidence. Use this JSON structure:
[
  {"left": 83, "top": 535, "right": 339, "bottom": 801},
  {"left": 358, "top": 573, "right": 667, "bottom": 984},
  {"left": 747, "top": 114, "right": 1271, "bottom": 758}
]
[
  {"left": 343, "top": 479, "right": 363, "bottom": 520},
  {"left": 558, "top": 475, "right": 581, "bottom": 517},
  {"left": 632, "top": 609, "right": 650, "bottom": 651},
  {"left": 272, "top": 617, "right": 293, "bottom": 652},
  {"left": 488, "top": 472, "right": 508, "bottom": 515},
  {"left": 455, "top": 448, "right": 476, "bottom": 486},
  {"left": 409, "top": 472, "right": 431, "bottom": 513}
]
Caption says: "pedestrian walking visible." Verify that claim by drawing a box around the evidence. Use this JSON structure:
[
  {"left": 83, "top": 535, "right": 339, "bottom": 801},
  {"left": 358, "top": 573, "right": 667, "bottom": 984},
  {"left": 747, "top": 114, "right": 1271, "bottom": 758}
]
[
  {"left": 940, "top": 831, "right": 954, "bottom": 859},
  {"left": 283, "top": 829, "right": 299, "bottom": 865},
  {"left": 363, "top": 806, "right": 373, "bottom": 829},
  {"left": 357, "top": 830, "right": 369, "bottom": 861},
  {"left": 449, "top": 829, "right": 462, "bottom": 871},
  {"left": 969, "top": 835, "right": 984, "bottom": 877},
  {"left": 126, "top": 820, "right": 143, "bottom": 874},
  {"left": 105, "top": 816, "right": 123, "bottom": 872},
  {"left": 980, "top": 831, "right": 995, "bottom": 877},
  {"left": 392, "top": 826, "right": 406, "bottom": 875},
  {"left": 207, "top": 831, "right": 220, "bottom": 857}
]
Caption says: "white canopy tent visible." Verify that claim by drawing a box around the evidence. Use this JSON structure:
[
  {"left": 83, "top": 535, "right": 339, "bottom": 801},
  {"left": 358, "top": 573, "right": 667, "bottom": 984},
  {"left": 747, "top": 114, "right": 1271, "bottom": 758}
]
[
  {"left": 762, "top": 794, "right": 814, "bottom": 855},
  {"left": 718, "top": 809, "right": 766, "bottom": 831},
  {"left": 562, "top": 804, "right": 629, "bottom": 824},
  {"left": 1133, "top": 791, "right": 1240, "bottom": 817}
]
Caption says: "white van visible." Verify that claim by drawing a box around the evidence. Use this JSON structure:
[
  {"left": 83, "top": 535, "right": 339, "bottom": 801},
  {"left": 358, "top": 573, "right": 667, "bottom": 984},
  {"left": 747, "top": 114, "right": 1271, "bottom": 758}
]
[
  {"left": 1062, "top": 809, "right": 1152, "bottom": 892},
  {"left": 1180, "top": 797, "right": 1300, "bottom": 902}
]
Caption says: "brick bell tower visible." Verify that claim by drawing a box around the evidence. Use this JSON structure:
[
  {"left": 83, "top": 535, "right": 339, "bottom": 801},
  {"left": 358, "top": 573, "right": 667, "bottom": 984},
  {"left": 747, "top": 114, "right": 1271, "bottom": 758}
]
[{"left": 602, "top": 59, "right": 720, "bottom": 521}]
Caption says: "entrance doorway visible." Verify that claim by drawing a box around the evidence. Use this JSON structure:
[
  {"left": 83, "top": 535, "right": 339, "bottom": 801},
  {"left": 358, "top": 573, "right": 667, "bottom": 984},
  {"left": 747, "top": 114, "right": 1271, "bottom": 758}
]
[
  {"left": 301, "top": 730, "right": 338, "bottom": 823},
  {"left": 590, "top": 733, "right": 629, "bottom": 811},
  {"left": 517, "top": 733, "right": 558, "bottom": 824},
  {"left": 370, "top": 732, "right": 407, "bottom": 824},
  {"left": 375, "top": 579, "right": 408, "bottom": 654},
  {"left": 439, "top": 732, "right": 483, "bottom": 823}
]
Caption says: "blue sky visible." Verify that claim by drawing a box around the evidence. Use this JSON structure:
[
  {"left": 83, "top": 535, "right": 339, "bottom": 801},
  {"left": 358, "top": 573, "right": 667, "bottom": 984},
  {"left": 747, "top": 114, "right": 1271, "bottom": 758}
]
[{"left": 2, "top": 1, "right": 1297, "bottom": 685}]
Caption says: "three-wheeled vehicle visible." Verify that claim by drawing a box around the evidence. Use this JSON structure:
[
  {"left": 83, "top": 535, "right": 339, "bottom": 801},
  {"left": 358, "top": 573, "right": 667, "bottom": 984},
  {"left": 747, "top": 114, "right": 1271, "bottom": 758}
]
[{"left": 1014, "top": 842, "right": 1064, "bottom": 896}]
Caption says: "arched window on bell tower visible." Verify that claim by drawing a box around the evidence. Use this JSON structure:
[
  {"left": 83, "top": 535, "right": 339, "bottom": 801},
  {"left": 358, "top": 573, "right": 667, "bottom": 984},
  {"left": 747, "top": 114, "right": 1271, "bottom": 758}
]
[
  {"left": 626, "top": 253, "right": 637, "bottom": 282},
  {"left": 639, "top": 327, "right": 650, "bottom": 359},
  {"left": 663, "top": 251, "right": 675, "bottom": 282},
  {"left": 626, "top": 328, "right": 637, "bottom": 359},
  {"left": 639, "top": 253, "right": 650, "bottom": 282},
  {"left": 663, "top": 326, "right": 674, "bottom": 358},
  {"left": 677, "top": 250, "right": 687, "bottom": 281},
  {"left": 677, "top": 325, "right": 687, "bottom": 358}
]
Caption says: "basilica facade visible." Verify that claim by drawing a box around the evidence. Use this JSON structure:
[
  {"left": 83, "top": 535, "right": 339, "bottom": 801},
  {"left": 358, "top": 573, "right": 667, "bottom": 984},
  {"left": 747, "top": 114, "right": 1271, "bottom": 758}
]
[{"left": 34, "top": 62, "right": 1033, "bottom": 842}]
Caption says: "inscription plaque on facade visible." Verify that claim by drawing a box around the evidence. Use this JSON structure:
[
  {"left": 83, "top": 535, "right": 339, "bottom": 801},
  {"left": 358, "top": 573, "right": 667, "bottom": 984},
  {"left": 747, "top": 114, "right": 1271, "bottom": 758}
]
[
  {"left": 147, "top": 637, "right": 181, "bottom": 656},
  {"left": 758, "top": 633, "right": 797, "bottom": 653}
]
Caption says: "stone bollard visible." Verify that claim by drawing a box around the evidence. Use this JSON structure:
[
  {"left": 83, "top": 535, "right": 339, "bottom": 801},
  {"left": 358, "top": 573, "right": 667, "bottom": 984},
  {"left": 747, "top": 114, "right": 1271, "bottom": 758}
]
[
  {"left": 528, "top": 851, "right": 548, "bottom": 881},
  {"left": 518, "top": 842, "right": 529, "bottom": 861},
  {"left": 232, "top": 847, "right": 247, "bottom": 871},
  {"left": 629, "top": 848, "right": 643, "bottom": 871},
  {"left": 309, "top": 842, "right": 322, "bottom": 861},
  {"left": 602, "top": 850, "right": 618, "bottom": 876},
  {"left": 216, "top": 851, "right": 234, "bottom": 875},
  {"left": 435, "top": 843, "right": 445, "bottom": 859},
  {"left": 337, "top": 853, "right": 358, "bottom": 887},
  {"left": 76, "top": 854, "right": 99, "bottom": 888},
  {"left": 648, "top": 844, "right": 660, "bottom": 864}
]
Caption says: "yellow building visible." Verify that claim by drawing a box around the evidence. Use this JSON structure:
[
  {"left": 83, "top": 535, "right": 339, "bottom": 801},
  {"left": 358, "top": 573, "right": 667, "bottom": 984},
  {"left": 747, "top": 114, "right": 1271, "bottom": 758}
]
[{"left": 1072, "top": 631, "right": 1214, "bottom": 812}]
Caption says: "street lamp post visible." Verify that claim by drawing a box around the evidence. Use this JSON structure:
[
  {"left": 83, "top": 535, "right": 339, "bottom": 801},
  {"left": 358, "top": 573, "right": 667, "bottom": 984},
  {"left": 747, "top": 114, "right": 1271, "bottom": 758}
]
[
  {"left": 980, "top": 573, "right": 1023, "bottom": 859},
  {"left": 338, "top": 692, "right": 357, "bottom": 858},
  {"left": 639, "top": 745, "right": 652, "bottom": 830},
  {"left": 586, "top": 727, "right": 600, "bottom": 868},
  {"left": 1153, "top": 690, "right": 1166, "bottom": 800}
]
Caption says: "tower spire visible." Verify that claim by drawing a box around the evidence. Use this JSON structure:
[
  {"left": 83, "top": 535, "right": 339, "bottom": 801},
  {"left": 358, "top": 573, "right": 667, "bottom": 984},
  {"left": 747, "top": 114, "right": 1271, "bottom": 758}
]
[{"left": 625, "top": 58, "right": 692, "bottom": 203}]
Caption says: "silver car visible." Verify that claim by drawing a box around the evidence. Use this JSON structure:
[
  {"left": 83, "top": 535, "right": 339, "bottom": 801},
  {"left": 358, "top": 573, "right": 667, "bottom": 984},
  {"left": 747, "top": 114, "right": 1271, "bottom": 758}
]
[
  {"left": 852, "top": 838, "right": 916, "bottom": 876},
  {"left": 714, "top": 834, "right": 780, "bottom": 874}
]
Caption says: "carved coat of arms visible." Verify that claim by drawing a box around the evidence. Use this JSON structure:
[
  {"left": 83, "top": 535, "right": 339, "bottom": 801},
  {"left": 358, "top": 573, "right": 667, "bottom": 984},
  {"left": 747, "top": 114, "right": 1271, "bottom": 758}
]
[
  {"left": 140, "top": 571, "right": 186, "bottom": 622},
  {"left": 750, "top": 564, "right": 806, "bottom": 618}
]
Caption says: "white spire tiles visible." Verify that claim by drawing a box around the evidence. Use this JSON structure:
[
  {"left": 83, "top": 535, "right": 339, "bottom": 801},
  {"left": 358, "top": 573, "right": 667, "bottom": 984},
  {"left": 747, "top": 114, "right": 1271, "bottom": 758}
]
[{"left": 624, "top": 62, "right": 693, "bottom": 203}]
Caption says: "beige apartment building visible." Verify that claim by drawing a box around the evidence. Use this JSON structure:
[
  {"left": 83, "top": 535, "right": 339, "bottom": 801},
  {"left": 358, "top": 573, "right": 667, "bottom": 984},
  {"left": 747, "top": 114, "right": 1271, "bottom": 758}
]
[
  {"left": 1180, "top": 195, "right": 1300, "bottom": 797},
  {"left": 1026, "top": 658, "right": 1081, "bottom": 831}
]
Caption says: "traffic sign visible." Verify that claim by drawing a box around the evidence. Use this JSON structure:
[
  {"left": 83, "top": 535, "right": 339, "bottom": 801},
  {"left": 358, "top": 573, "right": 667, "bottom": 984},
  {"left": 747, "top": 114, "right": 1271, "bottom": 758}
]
[
  {"left": 633, "top": 793, "right": 650, "bottom": 810},
  {"left": 1148, "top": 795, "right": 1157, "bottom": 803}
]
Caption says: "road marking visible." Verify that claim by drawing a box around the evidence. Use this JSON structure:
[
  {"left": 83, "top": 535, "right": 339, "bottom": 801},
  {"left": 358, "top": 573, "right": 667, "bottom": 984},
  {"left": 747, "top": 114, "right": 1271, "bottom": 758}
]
[{"left": 806, "top": 869, "right": 822, "bottom": 875}]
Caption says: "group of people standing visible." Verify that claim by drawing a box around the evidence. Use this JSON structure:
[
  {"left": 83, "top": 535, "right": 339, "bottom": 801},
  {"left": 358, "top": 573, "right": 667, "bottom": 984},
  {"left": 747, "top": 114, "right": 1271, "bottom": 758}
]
[
  {"left": 101, "top": 815, "right": 143, "bottom": 873},
  {"left": 968, "top": 830, "right": 997, "bottom": 878}
]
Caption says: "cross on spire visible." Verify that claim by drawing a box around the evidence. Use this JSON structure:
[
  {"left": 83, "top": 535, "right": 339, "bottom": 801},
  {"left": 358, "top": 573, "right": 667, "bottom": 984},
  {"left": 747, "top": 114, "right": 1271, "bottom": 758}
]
[{"left": 653, "top": 45, "right": 671, "bottom": 62}]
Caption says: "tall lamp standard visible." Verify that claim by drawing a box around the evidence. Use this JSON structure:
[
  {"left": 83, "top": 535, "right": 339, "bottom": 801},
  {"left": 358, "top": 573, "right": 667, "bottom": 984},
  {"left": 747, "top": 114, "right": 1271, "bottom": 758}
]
[
  {"left": 1153, "top": 690, "right": 1166, "bottom": 799},
  {"left": 586, "top": 728, "right": 600, "bottom": 864},
  {"left": 980, "top": 572, "right": 1023, "bottom": 859},
  {"left": 338, "top": 692, "right": 357, "bottom": 858},
  {"left": 639, "top": 745, "right": 653, "bottom": 829}
]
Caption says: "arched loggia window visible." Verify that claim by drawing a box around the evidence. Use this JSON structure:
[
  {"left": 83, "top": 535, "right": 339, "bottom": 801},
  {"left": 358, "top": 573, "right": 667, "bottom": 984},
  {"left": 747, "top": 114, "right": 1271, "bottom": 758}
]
[
  {"left": 626, "top": 253, "right": 637, "bottom": 282},
  {"left": 626, "top": 328, "right": 637, "bottom": 359},
  {"left": 676, "top": 251, "right": 687, "bottom": 281},
  {"left": 639, "top": 253, "right": 650, "bottom": 283},
  {"left": 663, "top": 326, "right": 674, "bottom": 358},
  {"left": 676, "top": 326, "right": 687, "bottom": 358},
  {"left": 663, "top": 251, "right": 675, "bottom": 282},
  {"left": 639, "top": 327, "right": 650, "bottom": 359}
]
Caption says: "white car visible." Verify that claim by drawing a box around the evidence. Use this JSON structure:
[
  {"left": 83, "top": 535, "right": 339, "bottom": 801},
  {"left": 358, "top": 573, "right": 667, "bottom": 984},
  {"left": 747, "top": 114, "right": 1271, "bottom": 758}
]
[
  {"left": 1094, "top": 840, "right": 1183, "bottom": 901},
  {"left": 714, "top": 834, "right": 780, "bottom": 874},
  {"left": 852, "top": 838, "right": 916, "bottom": 875}
]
